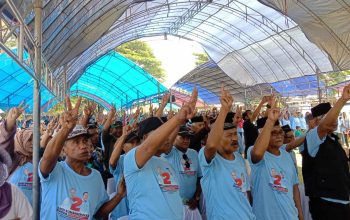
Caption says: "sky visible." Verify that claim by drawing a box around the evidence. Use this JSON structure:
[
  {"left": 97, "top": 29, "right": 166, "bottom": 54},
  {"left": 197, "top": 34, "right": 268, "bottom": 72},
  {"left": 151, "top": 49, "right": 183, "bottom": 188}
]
[{"left": 141, "top": 36, "right": 205, "bottom": 88}]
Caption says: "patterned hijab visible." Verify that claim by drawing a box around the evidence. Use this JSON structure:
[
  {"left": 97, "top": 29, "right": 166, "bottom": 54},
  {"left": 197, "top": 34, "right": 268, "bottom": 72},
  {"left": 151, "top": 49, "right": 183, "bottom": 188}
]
[{"left": 14, "top": 128, "right": 33, "bottom": 166}]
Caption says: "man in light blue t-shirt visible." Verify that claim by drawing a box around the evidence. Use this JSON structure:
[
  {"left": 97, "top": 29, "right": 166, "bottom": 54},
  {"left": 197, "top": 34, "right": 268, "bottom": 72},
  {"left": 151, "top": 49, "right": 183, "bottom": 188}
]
[
  {"left": 124, "top": 90, "right": 198, "bottom": 220},
  {"left": 39, "top": 97, "right": 126, "bottom": 220},
  {"left": 163, "top": 125, "right": 202, "bottom": 218},
  {"left": 200, "top": 86, "right": 255, "bottom": 220},
  {"left": 248, "top": 98, "right": 303, "bottom": 220},
  {"left": 109, "top": 123, "right": 140, "bottom": 220}
]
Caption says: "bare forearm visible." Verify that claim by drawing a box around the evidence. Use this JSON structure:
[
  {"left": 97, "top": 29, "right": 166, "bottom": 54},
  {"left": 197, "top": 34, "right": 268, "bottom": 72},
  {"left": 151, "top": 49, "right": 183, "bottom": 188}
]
[
  {"left": 40, "top": 127, "right": 70, "bottom": 176},
  {"left": 320, "top": 97, "right": 347, "bottom": 134},
  {"left": 103, "top": 117, "right": 113, "bottom": 131},
  {"left": 81, "top": 115, "right": 89, "bottom": 128},
  {"left": 137, "top": 116, "right": 183, "bottom": 167},
  {"left": 251, "top": 101, "right": 264, "bottom": 122},
  {"left": 205, "top": 109, "right": 227, "bottom": 160},
  {"left": 286, "top": 136, "right": 305, "bottom": 152},
  {"left": 40, "top": 133, "right": 51, "bottom": 148},
  {"left": 156, "top": 104, "right": 166, "bottom": 117},
  {"left": 94, "top": 194, "right": 124, "bottom": 218},
  {"left": 168, "top": 126, "right": 180, "bottom": 147},
  {"left": 251, "top": 119, "right": 274, "bottom": 163},
  {"left": 293, "top": 185, "right": 304, "bottom": 220},
  {"left": 109, "top": 136, "right": 126, "bottom": 168}
]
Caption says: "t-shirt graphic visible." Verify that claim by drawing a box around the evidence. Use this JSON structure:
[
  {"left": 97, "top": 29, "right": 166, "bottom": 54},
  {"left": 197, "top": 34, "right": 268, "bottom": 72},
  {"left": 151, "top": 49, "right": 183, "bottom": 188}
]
[
  {"left": 156, "top": 166, "right": 179, "bottom": 192},
  {"left": 269, "top": 168, "right": 288, "bottom": 193},
  {"left": 18, "top": 168, "right": 32, "bottom": 190},
  {"left": 231, "top": 170, "right": 245, "bottom": 191},
  {"left": 58, "top": 188, "right": 90, "bottom": 219}
]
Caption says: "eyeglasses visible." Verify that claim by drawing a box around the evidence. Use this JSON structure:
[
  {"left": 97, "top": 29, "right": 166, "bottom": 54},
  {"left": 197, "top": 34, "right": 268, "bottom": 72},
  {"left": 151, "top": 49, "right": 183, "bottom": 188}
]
[{"left": 182, "top": 154, "right": 190, "bottom": 168}]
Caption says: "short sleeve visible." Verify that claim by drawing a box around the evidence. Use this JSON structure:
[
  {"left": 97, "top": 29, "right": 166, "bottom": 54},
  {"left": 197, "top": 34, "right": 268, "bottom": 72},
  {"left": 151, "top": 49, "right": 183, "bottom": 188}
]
[
  {"left": 247, "top": 146, "right": 265, "bottom": 166},
  {"left": 38, "top": 160, "right": 62, "bottom": 182},
  {"left": 123, "top": 147, "right": 141, "bottom": 177},
  {"left": 93, "top": 173, "right": 110, "bottom": 215},
  {"left": 306, "top": 127, "right": 326, "bottom": 157},
  {"left": 194, "top": 151, "right": 203, "bottom": 178},
  {"left": 198, "top": 147, "right": 215, "bottom": 167}
]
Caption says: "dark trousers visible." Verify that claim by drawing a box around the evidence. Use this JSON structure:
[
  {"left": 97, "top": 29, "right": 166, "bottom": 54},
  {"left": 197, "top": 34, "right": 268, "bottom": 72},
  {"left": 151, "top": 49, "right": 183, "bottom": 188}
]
[{"left": 309, "top": 197, "right": 350, "bottom": 220}]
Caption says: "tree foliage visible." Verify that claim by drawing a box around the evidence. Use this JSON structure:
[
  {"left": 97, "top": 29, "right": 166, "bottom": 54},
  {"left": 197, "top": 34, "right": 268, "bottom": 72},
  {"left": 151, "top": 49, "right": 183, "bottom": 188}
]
[
  {"left": 193, "top": 52, "right": 209, "bottom": 66},
  {"left": 320, "top": 70, "right": 350, "bottom": 86},
  {"left": 116, "top": 40, "right": 166, "bottom": 82}
]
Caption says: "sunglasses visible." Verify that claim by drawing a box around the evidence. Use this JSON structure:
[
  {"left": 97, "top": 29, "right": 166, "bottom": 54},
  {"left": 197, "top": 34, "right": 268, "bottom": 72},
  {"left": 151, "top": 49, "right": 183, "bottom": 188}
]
[{"left": 182, "top": 154, "right": 191, "bottom": 169}]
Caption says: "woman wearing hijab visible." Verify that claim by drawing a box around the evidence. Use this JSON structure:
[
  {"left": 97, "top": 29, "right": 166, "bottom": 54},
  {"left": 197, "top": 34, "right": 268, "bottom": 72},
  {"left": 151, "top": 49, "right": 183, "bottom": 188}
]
[{"left": 0, "top": 148, "right": 32, "bottom": 220}]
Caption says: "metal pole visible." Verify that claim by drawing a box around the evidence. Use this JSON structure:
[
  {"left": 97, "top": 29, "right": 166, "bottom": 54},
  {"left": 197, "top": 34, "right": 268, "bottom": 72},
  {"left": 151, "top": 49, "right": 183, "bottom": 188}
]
[
  {"left": 63, "top": 65, "right": 67, "bottom": 109},
  {"left": 18, "top": 23, "right": 24, "bottom": 61},
  {"left": 137, "top": 90, "right": 140, "bottom": 108},
  {"left": 169, "top": 90, "right": 172, "bottom": 111},
  {"left": 33, "top": 1, "right": 42, "bottom": 219},
  {"left": 316, "top": 68, "right": 322, "bottom": 103}
]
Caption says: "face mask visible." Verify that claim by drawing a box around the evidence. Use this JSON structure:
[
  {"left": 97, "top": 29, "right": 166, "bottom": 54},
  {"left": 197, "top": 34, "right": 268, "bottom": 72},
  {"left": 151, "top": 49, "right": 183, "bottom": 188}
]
[{"left": 0, "top": 163, "right": 8, "bottom": 187}]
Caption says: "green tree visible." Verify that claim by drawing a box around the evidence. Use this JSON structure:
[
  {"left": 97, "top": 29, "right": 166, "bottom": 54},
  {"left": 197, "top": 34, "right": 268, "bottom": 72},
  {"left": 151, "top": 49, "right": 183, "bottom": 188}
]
[
  {"left": 320, "top": 70, "right": 350, "bottom": 86},
  {"left": 116, "top": 40, "right": 166, "bottom": 82},
  {"left": 193, "top": 52, "right": 209, "bottom": 66}
]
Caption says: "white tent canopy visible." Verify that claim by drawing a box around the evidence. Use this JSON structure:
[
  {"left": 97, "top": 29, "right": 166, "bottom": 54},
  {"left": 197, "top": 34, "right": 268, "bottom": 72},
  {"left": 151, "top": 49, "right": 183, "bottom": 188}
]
[{"left": 1, "top": 0, "right": 348, "bottom": 90}]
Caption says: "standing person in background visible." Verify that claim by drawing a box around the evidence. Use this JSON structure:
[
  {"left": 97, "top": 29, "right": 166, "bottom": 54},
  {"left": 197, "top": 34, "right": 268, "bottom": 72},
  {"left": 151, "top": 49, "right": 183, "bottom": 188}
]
[
  {"left": 299, "top": 113, "right": 307, "bottom": 131},
  {"left": 281, "top": 111, "right": 291, "bottom": 127},
  {"left": 243, "top": 96, "right": 271, "bottom": 158},
  {"left": 189, "top": 115, "right": 210, "bottom": 152}
]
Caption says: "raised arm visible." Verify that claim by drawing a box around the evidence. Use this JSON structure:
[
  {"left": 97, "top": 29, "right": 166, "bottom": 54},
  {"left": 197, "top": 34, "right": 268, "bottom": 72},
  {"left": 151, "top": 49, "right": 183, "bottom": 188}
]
[
  {"left": 81, "top": 101, "right": 96, "bottom": 128},
  {"left": 285, "top": 136, "right": 305, "bottom": 152},
  {"left": 40, "top": 97, "right": 81, "bottom": 178},
  {"left": 250, "top": 96, "right": 269, "bottom": 122},
  {"left": 135, "top": 89, "right": 198, "bottom": 168},
  {"left": 103, "top": 106, "right": 116, "bottom": 132},
  {"left": 40, "top": 118, "right": 57, "bottom": 148},
  {"left": 205, "top": 85, "right": 233, "bottom": 162},
  {"left": 109, "top": 125, "right": 130, "bottom": 168},
  {"left": 155, "top": 93, "right": 170, "bottom": 117},
  {"left": 5, "top": 101, "right": 28, "bottom": 132},
  {"left": 251, "top": 98, "right": 280, "bottom": 163},
  {"left": 318, "top": 84, "right": 350, "bottom": 139}
]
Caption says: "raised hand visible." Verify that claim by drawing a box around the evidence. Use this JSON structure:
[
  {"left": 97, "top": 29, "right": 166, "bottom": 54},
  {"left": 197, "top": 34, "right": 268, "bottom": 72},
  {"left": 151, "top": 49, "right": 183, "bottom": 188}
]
[
  {"left": 84, "top": 101, "right": 97, "bottom": 117},
  {"left": 61, "top": 96, "right": 82, "bottom": 131},
  {"left": 46, "top": 118, "right": 57, "bottom": 136},
  {"left": 122, "top": 124, "right": 132, "bottom": 137},
  {"left": 107, "top": 106, "right": 116, "bottom": 121},
  {"left": 6, "top": 101, "right": 29, "bottom": 131},
  {"left": 267, "top": 96, "right": 280, "bottom": 122},
  {"left": 234, "top": 105, "right": 243, "bottom": 124},
  {"left": 220, "top": 84, "right": 233, "bottom": 112},
  {"left": 161, "top": 93, "right": 171, "bottom": 106},
  {"left": 176, "top": 88, "right": 198, "bottom": 123},
  {"left": 341, "top": 84, "right": 350, "bottom": 101}
]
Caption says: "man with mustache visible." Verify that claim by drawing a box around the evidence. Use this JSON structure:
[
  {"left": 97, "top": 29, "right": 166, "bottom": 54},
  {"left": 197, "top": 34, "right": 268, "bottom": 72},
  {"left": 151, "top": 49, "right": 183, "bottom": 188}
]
[
  {"left": 199, "top": 85, "right": 255, "bottom": 219},
  {"left": 248, "top": 97, "right": 303, "bottom": 220}
]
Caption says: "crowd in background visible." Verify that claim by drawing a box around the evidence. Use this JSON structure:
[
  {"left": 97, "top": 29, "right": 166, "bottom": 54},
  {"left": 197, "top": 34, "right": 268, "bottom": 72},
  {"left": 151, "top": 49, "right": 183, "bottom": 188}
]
[{"left": 0, "top": 85, "right": 350, "bottom": 220}]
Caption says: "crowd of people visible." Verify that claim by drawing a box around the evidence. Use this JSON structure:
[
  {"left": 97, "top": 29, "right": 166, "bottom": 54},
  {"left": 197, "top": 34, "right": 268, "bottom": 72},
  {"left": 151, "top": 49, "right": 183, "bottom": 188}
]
[{"left": 0, "top": 84, "right": 350, "bottom": 220}]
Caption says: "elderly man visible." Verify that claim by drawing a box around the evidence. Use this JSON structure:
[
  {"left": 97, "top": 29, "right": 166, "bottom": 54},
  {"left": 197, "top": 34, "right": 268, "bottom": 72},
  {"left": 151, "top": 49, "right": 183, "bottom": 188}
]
[
  {"left": 124, "top": 89, "right": 198, "bottom": 220},
  {"left": 39, "top": 97, "right": 125, "bottom": 219},
  {"left": 200, "top": 85, "right": 255, "bottom": 220},
  {"left": 302, "top": 85, "right": 350, "bottom": 220},
  {"left": 248, "top": 97, "right": 303, "bottom": 220}
]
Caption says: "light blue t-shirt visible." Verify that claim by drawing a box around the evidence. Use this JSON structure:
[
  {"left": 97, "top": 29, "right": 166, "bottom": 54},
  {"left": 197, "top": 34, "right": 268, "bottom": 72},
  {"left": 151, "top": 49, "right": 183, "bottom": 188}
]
[
  {"left": 294, "top": 117, "right": 301, "bottom": 128},
  {"left": 163, "top": 147, "right": 202, "bottom": 200},
  {"left": 39, "top": 161, "right": 109, "bottom": 220},
  {"left": 305, "top": 127, "right": 349, "bottom": 205},
  {"left": 109, "top": 155, "right": 129, "bottom": 219},
  {"left": 124, "top": 147, "right": 183, "bottom": 220},
  {"left": 248, "top": 147, "right": 299, "bottom": 220},
  {"left": 8, "top": 162, "right": 33, "bottom": 205},
  {"left": 289, "top": 116, "right": 296, "bottom": 130},
  {"left": 199, "top": 148, "right": 255, "bottom": 220}
]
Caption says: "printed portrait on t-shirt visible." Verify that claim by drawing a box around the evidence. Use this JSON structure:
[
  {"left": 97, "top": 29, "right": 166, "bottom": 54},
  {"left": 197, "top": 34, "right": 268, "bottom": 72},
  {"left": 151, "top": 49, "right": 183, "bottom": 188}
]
[
  {"left": 57, "top": 187, "right": 89, "bottom": 219},
  {"left": 269, "top": 168, "right": 288, "bottom": 193},
  {"left": 17, "top": 168, "right": 33, "bottom": 190},
  {"left": 231, "top": 170, "right": 244, "bottom": 190}
]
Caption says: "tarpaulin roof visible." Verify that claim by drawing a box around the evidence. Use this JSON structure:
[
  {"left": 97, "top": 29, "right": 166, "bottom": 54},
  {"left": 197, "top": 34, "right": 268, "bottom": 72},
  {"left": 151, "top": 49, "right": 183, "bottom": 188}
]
[
  {"left": 1, "top": 0, "right": 345, "bottom": 95},
  {"left": 174, "top": 60, "right": 277, "bottom": 104},
  {"left": 70, "top": 51, "right": 167, "bottom": 109},
  {"left": 0, "top": 50, "right": 54, "bottom": 111}
]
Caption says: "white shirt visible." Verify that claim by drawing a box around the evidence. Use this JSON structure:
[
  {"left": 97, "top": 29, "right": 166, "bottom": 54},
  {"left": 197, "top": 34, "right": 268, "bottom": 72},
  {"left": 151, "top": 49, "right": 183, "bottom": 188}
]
[{"left": 0, "top": 183, "right": 33, "bottom": 220}]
